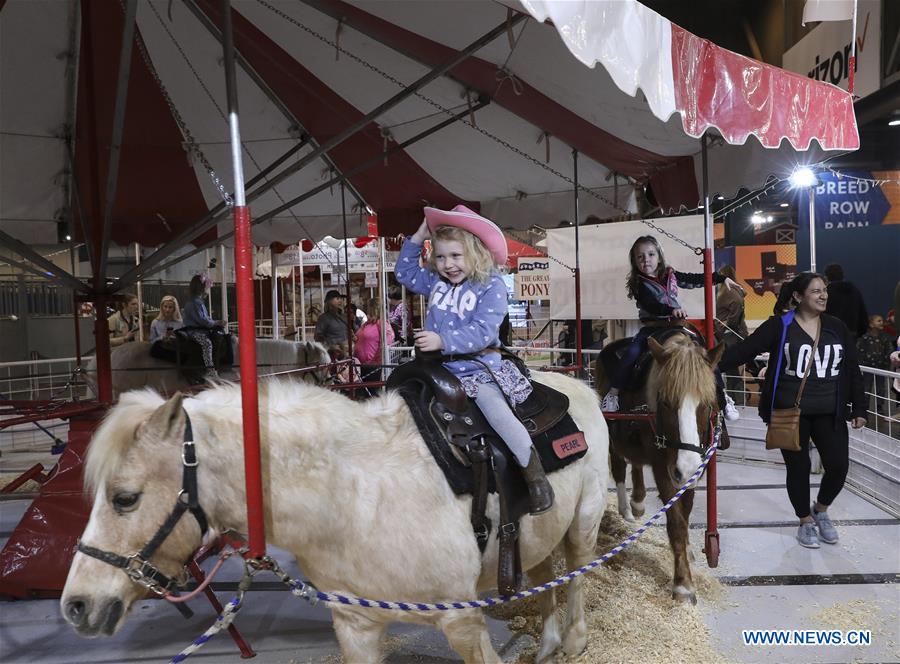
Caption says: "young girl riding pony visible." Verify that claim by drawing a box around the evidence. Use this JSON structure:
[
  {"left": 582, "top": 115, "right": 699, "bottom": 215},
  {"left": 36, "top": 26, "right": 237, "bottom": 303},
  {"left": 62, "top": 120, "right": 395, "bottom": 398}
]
[
  {"left": 601, "top": 235, "right": 743, "bottom": 421},
  {"left": 396, "top": 205, "right": 554, "bottom": 514}
]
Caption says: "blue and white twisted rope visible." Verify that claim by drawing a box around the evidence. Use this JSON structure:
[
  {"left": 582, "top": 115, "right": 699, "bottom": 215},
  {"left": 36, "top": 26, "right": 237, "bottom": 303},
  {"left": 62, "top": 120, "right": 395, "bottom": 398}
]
[
  {"left": 287, "top": 434, "right": 720, "bottom": 612},
  {"left": 169, "top": 596, "right": 242, "bottom": 664}
]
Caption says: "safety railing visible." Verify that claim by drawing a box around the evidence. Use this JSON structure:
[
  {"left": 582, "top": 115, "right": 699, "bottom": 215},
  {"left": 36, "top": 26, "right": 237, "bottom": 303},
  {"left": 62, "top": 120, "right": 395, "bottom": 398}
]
[{"left": 0, "top": 356, "right": 90, "bottom": 403}]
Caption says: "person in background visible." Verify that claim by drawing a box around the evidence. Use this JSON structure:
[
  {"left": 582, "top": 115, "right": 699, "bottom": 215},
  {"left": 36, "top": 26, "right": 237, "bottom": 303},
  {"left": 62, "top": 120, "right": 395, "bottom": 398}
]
[
  {"left": 108, "top": 292, "right": 140, "bottom": 347},
  {"left": 149, "top": 295, "right": 182, "bottom": 362},
  {"left": 856, "top": 314, "right": 894, "bottom": 415},
  {"left": 354, "top": 300, "right": 394, "bottom": 396},
  {"left": 884, "top": 308, "right": 896, "bottom": 338},
  {"left": 719, "top": 272, "right": 866, "bottom": 548},
  {"left": 182, "top": 274, "right": 222, "bottom": 378},
  {"left": 824, "top": 263, "right": 868, "bottom": 339},
  {"left": 715, "top": 265, "right": 749, "bottom": 404},
  {"left": 349, "top": 302, "right": 367, "bottom": 331},
  {"left": 315, "top": 290, "right": 352, "bottom": 354},
  {"left": 388, "top": 286, "right": 409, "bottom": 345}
]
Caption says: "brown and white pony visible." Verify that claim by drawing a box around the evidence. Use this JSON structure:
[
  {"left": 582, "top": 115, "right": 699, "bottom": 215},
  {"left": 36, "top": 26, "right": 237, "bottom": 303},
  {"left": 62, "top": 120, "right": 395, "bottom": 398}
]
[
  {"left": 596, "top": 334, "right": 723, "bottom": 604},
  {"left": 61, "top": 373, "right": 608, "bottom": 663}
]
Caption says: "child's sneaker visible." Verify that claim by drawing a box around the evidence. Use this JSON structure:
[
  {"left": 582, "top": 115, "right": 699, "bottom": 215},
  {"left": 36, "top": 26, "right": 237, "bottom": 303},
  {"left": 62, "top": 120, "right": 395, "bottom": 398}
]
[
  {"left": 601, "top": 393, "right": 620, "bottom": 413},
  {"left": 811, "top": 505, "right": 839, "bottom": 544},
  {"left": 723, "top": 393, "right": 740, "bottom": 421},
  {"left": 797, "top": 522, "right": 820, "bottom": 548}
]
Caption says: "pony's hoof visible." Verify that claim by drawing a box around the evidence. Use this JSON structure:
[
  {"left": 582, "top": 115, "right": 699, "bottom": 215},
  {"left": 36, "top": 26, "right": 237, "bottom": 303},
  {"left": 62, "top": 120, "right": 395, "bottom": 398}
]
[
  {"left": 630, "top": 500, "right": 645, "bottom": 518},
  {"left": 672, "top": 586, "right": 697, "bottom": 605},
  {"left": 562, "top": 625, "right": 588, "bottom": 657},
  {"left": 619, "top": 508, "right": 635, "bottom": 522},
  {"left": 535, "top": 645, "right": 558, "bottom": 664}
]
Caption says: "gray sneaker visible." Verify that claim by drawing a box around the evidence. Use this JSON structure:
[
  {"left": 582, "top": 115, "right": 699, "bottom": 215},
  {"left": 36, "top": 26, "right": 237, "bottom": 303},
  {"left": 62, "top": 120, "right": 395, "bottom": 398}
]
[
  {"left": 797, "top": 522, "right": 820, "bottom": 548},
  {"left": 812, "top": 506, "right": 839, "bottom": 544}
]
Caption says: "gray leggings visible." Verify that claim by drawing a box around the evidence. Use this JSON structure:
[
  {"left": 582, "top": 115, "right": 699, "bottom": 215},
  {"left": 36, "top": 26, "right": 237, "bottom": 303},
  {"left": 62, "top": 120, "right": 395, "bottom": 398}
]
[{"left": 473, "top": 382, "right": 533, "bottom": 467}]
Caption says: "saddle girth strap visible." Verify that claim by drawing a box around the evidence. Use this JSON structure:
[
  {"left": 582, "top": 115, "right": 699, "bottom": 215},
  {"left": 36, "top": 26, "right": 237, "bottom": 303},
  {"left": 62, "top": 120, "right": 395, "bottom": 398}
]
[{"left": 493, "top": 445, "right": 522, "bottom": 597}]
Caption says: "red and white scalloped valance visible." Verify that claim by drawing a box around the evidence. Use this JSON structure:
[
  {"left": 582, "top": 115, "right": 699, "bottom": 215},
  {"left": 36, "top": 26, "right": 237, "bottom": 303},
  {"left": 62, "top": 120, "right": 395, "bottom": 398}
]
[{"left": 520, "top": 0, "right": 859, "bottom": 151}]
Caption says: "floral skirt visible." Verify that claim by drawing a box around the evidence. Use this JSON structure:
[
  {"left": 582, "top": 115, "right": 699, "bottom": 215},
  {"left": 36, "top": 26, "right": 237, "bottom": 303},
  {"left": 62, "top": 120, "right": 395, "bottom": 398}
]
[{"left": 457, "top": 358, "right": 533, "bottom": 406}]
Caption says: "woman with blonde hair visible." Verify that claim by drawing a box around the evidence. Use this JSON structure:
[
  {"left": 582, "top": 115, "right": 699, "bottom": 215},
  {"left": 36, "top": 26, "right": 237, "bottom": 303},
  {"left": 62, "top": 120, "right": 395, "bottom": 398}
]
[{"left": 149, "top": 295, "right": 183, "bottom": 362}]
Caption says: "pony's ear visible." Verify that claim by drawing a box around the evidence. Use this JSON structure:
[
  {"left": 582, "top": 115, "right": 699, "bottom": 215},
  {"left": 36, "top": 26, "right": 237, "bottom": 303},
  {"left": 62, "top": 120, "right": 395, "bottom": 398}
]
[
  {"left": 647, "top": 337, "right": 667, "bottom": 363},
  {"left": 138, "top": 392, "right": 185, "bottom": 441},
  {"left": 706, "top": 342, "right": 726, "bottom": 367}
]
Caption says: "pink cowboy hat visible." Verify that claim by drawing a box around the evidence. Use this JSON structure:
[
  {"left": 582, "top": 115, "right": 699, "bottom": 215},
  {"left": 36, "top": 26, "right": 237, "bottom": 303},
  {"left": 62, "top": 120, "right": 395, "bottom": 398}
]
[{"left": 424, "top": 205, "right": 508, "bottom": 265}]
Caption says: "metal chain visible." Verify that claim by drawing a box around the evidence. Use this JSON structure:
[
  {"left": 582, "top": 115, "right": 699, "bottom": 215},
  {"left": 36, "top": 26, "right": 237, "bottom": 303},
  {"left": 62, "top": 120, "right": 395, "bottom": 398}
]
[
  {"left": 145, "top": 0, "right": 348, "bottom": 270},
  {"left": 639, "top": 218, "right": 703, "bottom": 254},
  {"left": 125, "top": 1, "right": 233, "bottom": 207},
  {"left": 254, "top": 0, "right": 645, "bottom": 223}
]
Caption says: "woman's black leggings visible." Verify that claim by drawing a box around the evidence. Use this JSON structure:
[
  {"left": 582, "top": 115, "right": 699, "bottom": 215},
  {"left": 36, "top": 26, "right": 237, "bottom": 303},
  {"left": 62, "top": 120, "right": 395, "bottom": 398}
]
[{"left": 779, "top": 413, "right": 849, "bottom": 519}]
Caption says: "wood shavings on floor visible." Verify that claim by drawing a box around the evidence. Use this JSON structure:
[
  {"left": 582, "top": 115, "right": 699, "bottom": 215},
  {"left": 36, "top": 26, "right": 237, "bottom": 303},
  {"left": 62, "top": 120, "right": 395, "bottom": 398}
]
[{"left": 488, "top": 506, "right": 728, "bottom": 663}]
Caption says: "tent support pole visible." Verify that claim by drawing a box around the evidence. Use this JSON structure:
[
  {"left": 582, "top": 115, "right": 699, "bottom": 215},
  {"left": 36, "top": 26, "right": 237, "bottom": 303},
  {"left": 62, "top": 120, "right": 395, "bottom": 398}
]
[
  {"left": 271, "top": 245, "right": 279, "bottom": 339},
  {"left": 701, "top": 134, "right": 720, "bottom": 569},
  {"left": 341, "top": 183, "right": 354, "bottom": 360},
  {"left": 299, "top": 243, "right": 306, "bottom": 341},
  {"left": 572, "top": 149, "right": 582, "bottom": 376},
  {"left": 97, "top": 0, "right": 137, "bottom": 281},
  {"left": 222, "top": 0, "right": 265, "bottom": 560},
  {"left": 219, "top": 244, "right": 228, "bottom": 326}
]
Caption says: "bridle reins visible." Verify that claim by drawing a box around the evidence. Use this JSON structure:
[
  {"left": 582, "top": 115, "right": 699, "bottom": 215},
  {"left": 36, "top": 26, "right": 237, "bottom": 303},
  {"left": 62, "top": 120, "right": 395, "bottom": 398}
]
[
  {"left": 77, "top": 410, "right": 209, "bottom": 596},
  {"left": 650, "top": 404, "right": 720, "bottom": 455}
]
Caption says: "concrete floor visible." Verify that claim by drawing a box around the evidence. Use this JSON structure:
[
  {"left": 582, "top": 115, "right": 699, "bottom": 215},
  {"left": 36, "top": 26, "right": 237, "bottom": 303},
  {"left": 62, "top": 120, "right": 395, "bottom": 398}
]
[{"left": 1, "top": 461, "right": 898, "bottom": 663}]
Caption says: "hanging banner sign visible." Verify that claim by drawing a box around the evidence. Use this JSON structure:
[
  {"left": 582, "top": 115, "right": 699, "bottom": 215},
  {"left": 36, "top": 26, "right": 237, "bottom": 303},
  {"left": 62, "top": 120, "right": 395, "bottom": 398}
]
[
  {"left": 293, "top": 241, "right": 399, "bottom": 271},
  {"left": 515, "top": 257, "right": 551, "bottom": 300},
  {"left": 782, "top": 0, "right": 881, "bottom": 100}
]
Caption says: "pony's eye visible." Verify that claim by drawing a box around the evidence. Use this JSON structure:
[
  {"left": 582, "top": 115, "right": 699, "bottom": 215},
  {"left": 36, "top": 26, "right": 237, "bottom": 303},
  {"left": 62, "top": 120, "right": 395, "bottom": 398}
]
[{"left": 112, "top": 492, "right": 141, "bottom": 511}]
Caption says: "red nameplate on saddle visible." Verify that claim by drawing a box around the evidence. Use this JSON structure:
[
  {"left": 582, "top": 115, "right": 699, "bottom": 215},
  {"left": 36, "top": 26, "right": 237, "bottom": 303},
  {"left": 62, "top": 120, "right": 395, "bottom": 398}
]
[{"left": 552, "top": 432, "right": 587, "bottom": 459}]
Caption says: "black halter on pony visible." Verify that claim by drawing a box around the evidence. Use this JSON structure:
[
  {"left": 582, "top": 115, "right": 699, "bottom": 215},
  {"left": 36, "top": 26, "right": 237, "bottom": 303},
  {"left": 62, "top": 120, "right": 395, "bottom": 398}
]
[{"left": 76, "top": 411, "right": 208, "bottom": 596}]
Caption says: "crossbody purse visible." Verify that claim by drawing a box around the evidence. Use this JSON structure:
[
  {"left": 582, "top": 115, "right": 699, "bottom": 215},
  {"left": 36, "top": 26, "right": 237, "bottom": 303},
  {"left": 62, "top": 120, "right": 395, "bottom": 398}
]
[{"left": 765, "top": 317, "right": 821, "bottom": 452}]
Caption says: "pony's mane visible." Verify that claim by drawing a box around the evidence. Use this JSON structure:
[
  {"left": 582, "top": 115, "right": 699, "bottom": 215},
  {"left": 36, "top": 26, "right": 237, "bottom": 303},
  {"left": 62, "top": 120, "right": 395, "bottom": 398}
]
[
  {"left": 651, "top": 335, "right": 717, "bottom": 405},
  {"left": 84, "top": 389, "right": 166, "bottom": 495}
]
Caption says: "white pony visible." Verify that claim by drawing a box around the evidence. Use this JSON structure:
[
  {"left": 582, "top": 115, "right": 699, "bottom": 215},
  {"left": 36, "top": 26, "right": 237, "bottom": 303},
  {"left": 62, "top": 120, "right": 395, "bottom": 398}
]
[
  {"left": 61, "top": 373, "right": 608, "bottom": 662},
  {"left": 84, "top": 338, "right": 330, "bottom": 397}
]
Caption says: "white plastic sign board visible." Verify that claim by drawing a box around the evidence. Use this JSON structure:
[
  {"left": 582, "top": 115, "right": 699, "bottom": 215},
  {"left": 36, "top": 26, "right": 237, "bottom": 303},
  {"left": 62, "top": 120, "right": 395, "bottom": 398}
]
[
  {"left": 548, "top": 216, "right": 706, "bottom": 319},
  {"left": 515, "top": 257, "right": 550, "bottom": 300}
]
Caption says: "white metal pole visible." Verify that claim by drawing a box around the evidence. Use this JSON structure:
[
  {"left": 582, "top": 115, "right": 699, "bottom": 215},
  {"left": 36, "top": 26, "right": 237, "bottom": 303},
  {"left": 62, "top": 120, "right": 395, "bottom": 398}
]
[
  {"left": 299, "top": 242, "right": 307, "bottom": 342},
  {"left": 319, "top": 265, "right": 325, "bottom": 311},
  {"left": 809, "top": 185, "right": 817, "bottom": 273},
  {"left": 271, "top": 246, "right": 279, "bottom": 339},
  {"left": 291, "top": 260, "right": 297, "bottom": 335},
  {"left": 205, "top": 249, "right": 213, "bottom": 315},
  {"left": 134, "top": 243, "right": 143, "bottom": 341},
  {"left": 219, "top": 243, "right": 228, "bottom": 326},
  {"left": 379, "top": 237, "right": 389, "bottom": 376}
]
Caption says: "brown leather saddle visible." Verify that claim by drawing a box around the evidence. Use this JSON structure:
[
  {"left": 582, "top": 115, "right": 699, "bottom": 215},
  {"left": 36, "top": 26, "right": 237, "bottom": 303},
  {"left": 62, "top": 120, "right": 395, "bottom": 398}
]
[
  {"left": 599, "top": 324, "right": 705, "bottom": 394},
  {"left": 386, "top": 352, "right": 587, "bottom": 595}
]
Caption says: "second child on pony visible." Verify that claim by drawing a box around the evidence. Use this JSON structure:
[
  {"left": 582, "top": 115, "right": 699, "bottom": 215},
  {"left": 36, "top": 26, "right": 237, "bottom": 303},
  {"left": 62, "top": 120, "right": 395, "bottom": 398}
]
[{"left": 601, "top": 235, "right": 743, "bottom": 420}]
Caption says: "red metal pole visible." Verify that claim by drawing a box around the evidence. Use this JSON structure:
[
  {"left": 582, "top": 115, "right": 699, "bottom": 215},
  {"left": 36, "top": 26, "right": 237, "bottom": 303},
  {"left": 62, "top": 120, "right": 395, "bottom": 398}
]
[
  {"left": 94, "top": 294, "right": 113, "bottom": 404},
  {"left": 234, "top": 206, "right": 265, "bottom": 558},
  {"left": 701, "top": 136, "right": 719, "bottom": 567}
]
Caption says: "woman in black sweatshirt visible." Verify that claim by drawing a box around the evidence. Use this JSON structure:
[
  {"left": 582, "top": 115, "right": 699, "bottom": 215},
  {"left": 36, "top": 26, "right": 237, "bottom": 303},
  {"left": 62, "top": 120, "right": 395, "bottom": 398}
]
[{"left": 719, "top": 272, "right": 867, "bottom": 549}]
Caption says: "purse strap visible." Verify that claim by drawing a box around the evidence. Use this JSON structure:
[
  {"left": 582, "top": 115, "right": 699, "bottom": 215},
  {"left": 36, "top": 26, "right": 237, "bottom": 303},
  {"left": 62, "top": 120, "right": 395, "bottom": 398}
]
[{"left": 793, "top": 318, "right": 821, "bottom": 408}]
